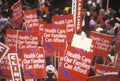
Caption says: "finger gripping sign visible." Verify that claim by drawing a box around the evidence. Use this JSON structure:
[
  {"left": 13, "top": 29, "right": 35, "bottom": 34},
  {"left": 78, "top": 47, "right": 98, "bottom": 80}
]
[{"left": 58, "top": 45, "right": 94, "bottom": 81}]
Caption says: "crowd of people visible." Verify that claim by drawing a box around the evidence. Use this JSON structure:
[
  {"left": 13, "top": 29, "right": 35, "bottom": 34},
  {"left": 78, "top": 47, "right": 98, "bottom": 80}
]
[
  {"left": 0, "top": 0, "right": 120, "bottom": 81},
  {"left": 0, "top": 0, "right": 120, "bottom": 42}
]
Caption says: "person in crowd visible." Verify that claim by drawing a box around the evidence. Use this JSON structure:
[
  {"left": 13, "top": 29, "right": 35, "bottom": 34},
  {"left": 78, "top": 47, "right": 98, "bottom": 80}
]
[
  {"left": 23, "top": 0, "right": 38, "bottom": 9},
  {"left": 95, "top": 56, "right": 105, "bottom": 64},
  {"left": 97, "top": 9, "right": 106, "bottom": 28},
  {"left": 0, "top": 0, "right": 120, "bottom": 80},
  {"left": 89, "top": 15, "right": 97, "bottom": 31},
  {"left": 45, "top": 64, "right": 57, "bottom": 81},
  {"left": 1, "top": 1, "right": 12, "bottom": 18},
  {"left": 82, "top": 8, "right": 91, "bottom": 37}
]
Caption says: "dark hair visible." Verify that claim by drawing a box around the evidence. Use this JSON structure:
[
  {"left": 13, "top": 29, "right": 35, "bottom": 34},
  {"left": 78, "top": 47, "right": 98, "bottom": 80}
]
[{"left": 95, "top": 56, "right": 104, "bottom": 64}]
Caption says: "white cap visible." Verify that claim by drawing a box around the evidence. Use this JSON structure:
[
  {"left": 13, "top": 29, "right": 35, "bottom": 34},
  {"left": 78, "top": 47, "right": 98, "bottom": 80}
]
[
  {"left": 96, "top": 27, "right": 103, "bottom": 32},
  {"left": 88, "top": 0, "right": 92, "bottom": 5},
  {"left": 46, "top": 65, "right": 55, "bottom": 73}
]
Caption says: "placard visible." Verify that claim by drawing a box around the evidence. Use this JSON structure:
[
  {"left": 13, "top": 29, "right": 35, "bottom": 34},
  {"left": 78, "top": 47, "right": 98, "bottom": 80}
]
[
  {"left": 95, "top": 64, "right": 117, "bottom": 76},
  {"left": 0, "top": 54, "right": 11, "bottom": 79},
  {"left": 116, "top": 52, "right": 120, "bottom": 73},
  {"left": 71, "top": 34, "right": 92, "bottom": 52},
  {"left": 40, "top": 7, "right": 48, "bottom": 12},
  {"left": 23, "top": 9, "right": 39, "bottom": 31},
  {"left": 52, "top": 14, "right": 75, "bottom": 44},
  {"left": 0, "top": 42, "right": 9, "bottom": 62},
  {"left": 5, "top": 29, "right": 17, "bottom": 53},
  {"left": 17, "top": 30, "right": 38, "bottom": 51},
  {"left": 90, "top": 31, "right": 111, "bottom": 58},
  {"left": 43, "top": 24, "right": 67, "bottom": 52},
  {"left": 22, "top": 47, "right": 46, "bottom": 79},
  {"left": 12, "top": 0, "right": 23, "bottom": 28},
  {"left": 8, "top": 53, "right": 22, "bottom": 81},
  {"left": 72, "top": 0, "right": 83, "bottom": 31},
  {"left": 87, "top": 74, "right": 120, "bottom": 81},
  {"left": 58, "top": 45, "right": 94, "bottom": 81},
  {"left": 115, "top": 27, "right": 120, "bottom": 52}
]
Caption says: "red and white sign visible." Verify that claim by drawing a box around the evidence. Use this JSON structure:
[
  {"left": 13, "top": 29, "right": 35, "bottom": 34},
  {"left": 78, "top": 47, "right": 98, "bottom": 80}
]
[
  {"left": 5, "top": 29, "right": 17, "bottom": 53},
  {"left": 28, "top": 19, "right": 44, "bottom": 33},
  {"left": 12, "top": 0, "right": 23, "bottom": 28},
  {"left": 72, "top": 0, "right": 83, "bottom": 32},
  {"left": 52, "top": 14, "right": 75, "bottom": 44},
  {"left": 17, "top": 30, "right": 38, "bottom": 51},
  {"left": 116, "top": 52, "right": 120, "bottom": 72},
  {"left": 0, "top": 43, "right": 10, "bottom": 79},
  {"left": 38, "top": 19, "right": 44, "bottom": 32},
  {"left": 40, "top": 7, "right": 48, "bottom": 12},
  {"left": 90, "top": 31, "right": 111, "bottom": 58},
  {"left": 22, "top": 47, "right": 46, "bottom": 79},
  {"left": 16, "top": 30, "right": 39, "bottom": 61},
  {"left": 0, "top": 42, "right": 9, "bottom": 62},
  {"left": 115, "top": 27, "right": 120, "bottom": 53},
  {"left": 26, "top": 19, "right": 43, "bottom": 44},
  {"left": 0, "top": 54, "right": 11, "bottom": 79},
  {"left": 23, "top": 9, "right": 39, "bottom": 31},
  {"left": 8, "top": 53, "right": 22, "bottom": 81},
  {"left": 58, "top": 45, "right": 94, "bottom": 81},
  {"left": 43, "top": 24, "right": 67, "bottom": 52},
  {"left": 87, "top": 75, "right": 120, "bottom": 81},
  {"left": 95, "top": 64, "right": 117, "bottom": 76}
]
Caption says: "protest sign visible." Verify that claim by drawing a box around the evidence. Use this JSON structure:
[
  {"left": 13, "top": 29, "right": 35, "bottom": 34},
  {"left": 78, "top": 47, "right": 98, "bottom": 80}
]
[
  {"left": 5, "top": 29, "right": 17, "bottom": 52},
  {"left": 72, "top": 0, "right": 83, "bottom": 31},
  {"left": 43, "top": 46, "right": 55, "bottom": 57},
  {"left": 8, "top": 53, "right": 22, "bottom": 81},
  {"left": 22, "top": 47, "right": 46, "bottom": 79},
  {"left": 0, "top": 54, "right": 11, "bottom": 79},
  {"left": 12, "top": 0, "right": 23, "bottom": 28},
  {"left": 17, "top": 30, "right": 38, "bottom": 51},
  {"left": 40, "top": 7, "right": 48, "bottom": 12},
  {"left": 87, "top": 74, "right": 120, "bottom": 81},
  {"left": 52, "top": 14, "right": 75, "bottom": 44},
  {"left": 0, "top": 42, "right": 9, "bottom": 62},
  {"left": 31, "top": 19, "right": 44, "bottom": 32},
  {"left": 0, "top": 49, "right": 10, "bottom": 80},
  {"left": 26, "top": 19, "right": 43, "bottom": 45},
  {"left": 38, "top": 19, "right": 44, "bottom": 32},
  {"left": 23, "top": 9, "right": 39, "bottom": 31},
  {"left": 115, "top": 27, "right": 120, "bottom": 53},
  {"left": 116, "top": 52, "right": 120, "bottom": 73},
  {"left": 71, "top": 34, "right": 92, "bottom": 52},
  {"left": 17, "top": 30, "right": 39, "bottom": 61},
  {"left": 90, "top": 31, "right": 111, "bottom": 58},
  {"left": 38, "top": 19, "right": 44, "bottom": 45},
  {"left": 43, "top": 24, "right": 67, "bottom": 53},
  {"left": 95, "top": 64, "right": 117, "bottom": 76},
  {"left": 58, "top": 45, "right": 94, "bottom": 81}
]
